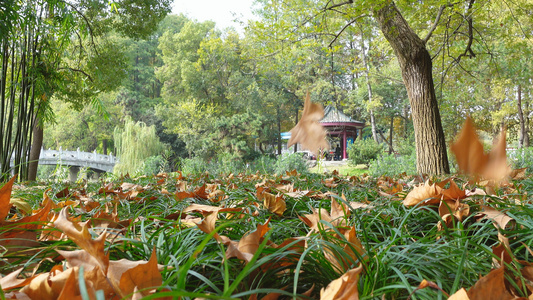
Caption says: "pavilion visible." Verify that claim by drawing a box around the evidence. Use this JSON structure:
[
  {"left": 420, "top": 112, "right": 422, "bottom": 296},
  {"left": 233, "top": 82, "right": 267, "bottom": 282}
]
[{"left": 320, "top": 105, "right": 365, "bottom": 160}]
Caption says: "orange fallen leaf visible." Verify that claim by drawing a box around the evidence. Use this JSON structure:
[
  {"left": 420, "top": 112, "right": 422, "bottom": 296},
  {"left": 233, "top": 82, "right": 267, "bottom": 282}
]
[
  {"left": 288, "top": 92, "right": 329, "bottom": 156},
  {"left": 0, "top": 175, "right": 17, "bottom": 221},
  {"left": 320, "top": 264, "right": 363, "bottom": 300},
  {"left": 466, "top": 266, "right": 515, "bottom": 300},
  {"left": 0, "top": 268, "right": 35, "bottom": 290},
  {"left": 53, "top": 208, "right": 109, "bottom": 274},
  {"left": 119, "top": 248, "right": 165, "bottom": 298},
  {"left": 222, "top": 218, "right": 271, "bottom": 263},
  {"left": 448, "top": 288, "right": 469, "bottom": 299},
  {"left": 403, "top": 181, "right": 443, "bottom": 207},
  {"left": 258, "top": 188, "right": 286, "bottom": 216}
]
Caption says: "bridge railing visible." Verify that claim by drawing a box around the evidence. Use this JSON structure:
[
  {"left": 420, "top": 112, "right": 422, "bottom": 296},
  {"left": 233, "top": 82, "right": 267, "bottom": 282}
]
[{"left": 39, "top": 147, "right": 117, "bottom": 165}]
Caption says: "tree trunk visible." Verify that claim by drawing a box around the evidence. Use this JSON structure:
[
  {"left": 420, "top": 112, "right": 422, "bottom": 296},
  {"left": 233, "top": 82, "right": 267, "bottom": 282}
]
[
  {"left": 359, "top": 30, "right": 379, "bottom": 142},
  {"left": 517, "top": 85, "right": 528, "bottom": 148},
  {"left": 389, "top": 116, "right": 394, "bottom": 154},
  {"left": 27, "top": 122, "right": 43, "bottom": 181},
  {"left": 277, "top": 109, "right": 282, "bottom": 155},
  {"left": 103, "top": 139, "right": 108, "bottom": 155},
  {"left": 374, "top": 1, "right": 450, "bottom": 175}
]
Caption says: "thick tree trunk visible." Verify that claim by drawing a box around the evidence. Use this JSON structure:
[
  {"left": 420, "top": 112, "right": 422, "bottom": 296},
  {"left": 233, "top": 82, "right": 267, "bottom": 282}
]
[
  {"left": 27, "top": 122, "right": 43, "bottom": 181},
  {"left": 374, "top": 1, "right": 450, "bottom": 175}
]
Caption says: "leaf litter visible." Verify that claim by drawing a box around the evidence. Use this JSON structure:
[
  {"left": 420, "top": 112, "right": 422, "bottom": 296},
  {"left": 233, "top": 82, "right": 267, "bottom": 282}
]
[{"left": 0, "top": 116, "right": 532, "bottom": 299}]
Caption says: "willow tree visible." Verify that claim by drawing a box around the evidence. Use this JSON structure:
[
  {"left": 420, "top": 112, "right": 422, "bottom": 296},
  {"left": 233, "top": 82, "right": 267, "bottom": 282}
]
[{"left": 113, "top": 118, "right": 166, "bottom": 175}]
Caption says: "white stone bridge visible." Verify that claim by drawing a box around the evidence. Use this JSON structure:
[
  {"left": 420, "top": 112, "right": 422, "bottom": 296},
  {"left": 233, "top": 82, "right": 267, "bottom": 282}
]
[{"left": 11, "top": 148, "right": 117, "bottom": 181}]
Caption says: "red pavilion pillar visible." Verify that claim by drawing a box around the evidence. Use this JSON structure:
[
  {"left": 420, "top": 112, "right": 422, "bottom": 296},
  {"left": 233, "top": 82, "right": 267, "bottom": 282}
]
[{"left": 342, "top": 129, "right": 347, "bottom": 160}]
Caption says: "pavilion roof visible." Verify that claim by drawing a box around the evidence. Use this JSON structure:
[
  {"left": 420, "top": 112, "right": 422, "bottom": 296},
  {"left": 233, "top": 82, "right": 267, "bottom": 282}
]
[{"left": 321, "top": 105, "right": 363, "bottom": 125}]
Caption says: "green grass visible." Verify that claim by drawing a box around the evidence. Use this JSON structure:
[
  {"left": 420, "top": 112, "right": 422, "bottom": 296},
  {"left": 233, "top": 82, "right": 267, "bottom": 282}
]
[
  {"left": 309, "top": 162, "right": 369, "bottom": 176},
  {"left": 2, "top": 171, "right": 532, "bottom": 299}
]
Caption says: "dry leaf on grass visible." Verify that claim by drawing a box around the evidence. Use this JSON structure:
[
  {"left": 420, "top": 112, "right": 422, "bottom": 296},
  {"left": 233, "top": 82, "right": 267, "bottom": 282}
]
[{"left": 320, "top": 264, "right": 363, "bottom": 300}]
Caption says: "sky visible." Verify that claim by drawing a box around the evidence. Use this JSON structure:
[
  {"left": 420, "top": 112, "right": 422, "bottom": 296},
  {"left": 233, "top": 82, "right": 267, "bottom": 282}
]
[{"left": 171, "top": 0, "right": 257, "bottom": 31}]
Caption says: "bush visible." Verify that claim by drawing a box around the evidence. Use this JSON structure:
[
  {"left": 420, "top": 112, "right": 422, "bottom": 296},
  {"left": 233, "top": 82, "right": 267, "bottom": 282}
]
[
  {"left": 510, "top": 147, "right": 533, "bottom": 173},
  {"left": 347, "top": 138, "right": 383, "bottom": 165},
  {"left": 249, "top": 155, "right": 276, "bottom": 174},
  {"left": 214, "top": 152, "right": 245, "bottom": 175},
  {"left": 368, "top": 152, "right": 417, "bottom": 177},
  {"left": 274, "top": 153, "right": 309, "bottom": 175},
  {"left": 141, "top": 155, "right": 169, "bottom": 175},
  {"left": 181, "top": 157, "right": 210, "bottom": 176}
]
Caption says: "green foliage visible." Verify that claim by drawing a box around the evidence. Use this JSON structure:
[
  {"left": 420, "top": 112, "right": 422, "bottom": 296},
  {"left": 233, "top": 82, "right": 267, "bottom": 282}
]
[
  {"left": 274, "top": 153, "right": 309, "bottom": 175},
  {"left": 368, "top": 152, "right": 418, "bottom": 177},
  {"left": 395, "top": 136, "right": 416, "bottom": 156},
  {"left": 347, "top": 138, "right": 383, "bottom": 165},
  {"left": 141, "top": 155, "right": 169, "bottom": 175},
  {"left": 180, "top": 156, "right": 210, "bottom": 176},
  {"left": 113, "top": 118, "right": 167, "bottom": 176},
  {"left": 511, "top": 147, "right": 533, "bottom": 173}
]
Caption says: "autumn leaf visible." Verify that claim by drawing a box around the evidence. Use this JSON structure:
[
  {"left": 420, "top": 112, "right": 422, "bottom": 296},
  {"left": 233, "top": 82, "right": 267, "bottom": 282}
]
[
  {"left": 450, "top": 117, "right": 510, "bottom": 184},
  {"left": 476, "top": 205, "right": 515, "bottom": 230},
  {"left": 320, "top": 264, "right": 363, "bottom": 300},
  {"left": 119, "top": 248, "right": 164, "bottom": 298},
  {"left": 53, "top": 207, "right": 109, "bottom": 274},
  {"left": 0, "top": 174, "right": 17, "bottom": 221},
  {"left": 288, "top": 91, "right": 329, "bottom": 155},
  {"left": 448, "top": 288, "right": 469, "bottom": 300},
  {"left": 403, "top": 181, "right": 443, "bottom": 207},
  {"left": 222, "top": 217, "right": 271, "bottom": 263},
  {"left": 0, "top": 268, "right": 35, "bottom": 290},
  {"left": 257, "top": 187, "right": 286, "bottom": 216},
  {"left": 466, "top": 266, "right": 515, "bottom": 300}
]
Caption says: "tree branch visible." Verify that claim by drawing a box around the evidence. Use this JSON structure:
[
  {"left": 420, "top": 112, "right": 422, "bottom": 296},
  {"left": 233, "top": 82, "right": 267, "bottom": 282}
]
[
  {"left": 328, "top": 16, "right": 365, "bottom": 48},
  {"left": 423, "top": 4, "right": 451, "bottom": 44},
  {"left": 323, "top": 0, "right": 353, "bottom": 12},
  {"left": 58, "top": 67, "right": 93, "bottom": 82}
]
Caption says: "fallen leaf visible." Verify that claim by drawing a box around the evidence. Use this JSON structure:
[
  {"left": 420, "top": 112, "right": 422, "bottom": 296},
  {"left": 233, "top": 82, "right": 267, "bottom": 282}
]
[
  {"left": 0, "top": 175, "right": 17, "bottom": 220},
  {"left": 258, "top": 189, "right": 286, "bottom": 216},
  {"left": 403, "top": 181, "right": 442, "bottom": 207},
  {"left": 466, "top": 266, "right": 515, "bottom": 300},
  {"left": 119, "top": 248, "right": 163, "bottom": 298},
  {"left": 0, "top": 268, "right": 35, "bottom": 290},
  {"left": 223, "top": 218, "right": 271, "bottom": 263},
  {"left": 320, "top": 264, "right": 363, "bottom": 300},
  {"left": 448, "top": 288, "right": 469, "bottom": 299},
  {"left": 53, "top": 208, "right": 109, "bottom": 274}
]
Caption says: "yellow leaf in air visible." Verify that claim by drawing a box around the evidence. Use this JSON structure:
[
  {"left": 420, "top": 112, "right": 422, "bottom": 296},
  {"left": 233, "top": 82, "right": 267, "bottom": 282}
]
[
  {"left": 288, "top": 92, "right": 329, "bottom": 155},
  {"left": 450, "top": 117, "right": 510, "bottom": 184}
]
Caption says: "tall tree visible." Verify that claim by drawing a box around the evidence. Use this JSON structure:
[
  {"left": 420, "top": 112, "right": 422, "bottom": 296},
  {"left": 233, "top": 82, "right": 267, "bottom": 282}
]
[{"left": 372, "top": 1, "right": 449, "bottom": 174}]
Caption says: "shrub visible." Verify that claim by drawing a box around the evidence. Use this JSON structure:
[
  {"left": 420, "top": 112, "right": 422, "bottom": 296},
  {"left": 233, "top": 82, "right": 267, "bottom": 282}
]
[
  {"left": 141, "top": 155, "right": 169, "bottom": 175},
  {"left": 369, "top": 152, "right": 417, "bottom": 177},
  {"left": 396, "top": 137, "right": 415, "bottom": 156},
  {"left": 214, "top": 152, "right": 245, "bottom": 175},
  {"left": 249, "top": 155, "right": 276, "bottom": 174},
  {"left": 181, "top": 157, "right": 210, "bottom": 176},
  {"left": 347, "top": 138, "right": 383, "bottom": 165},
  {"left": 510, "top": 147, "right": 533, "bottom": 173},
  {"left": 274, "top": 153, "right": 309, "bottom": 175}
]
